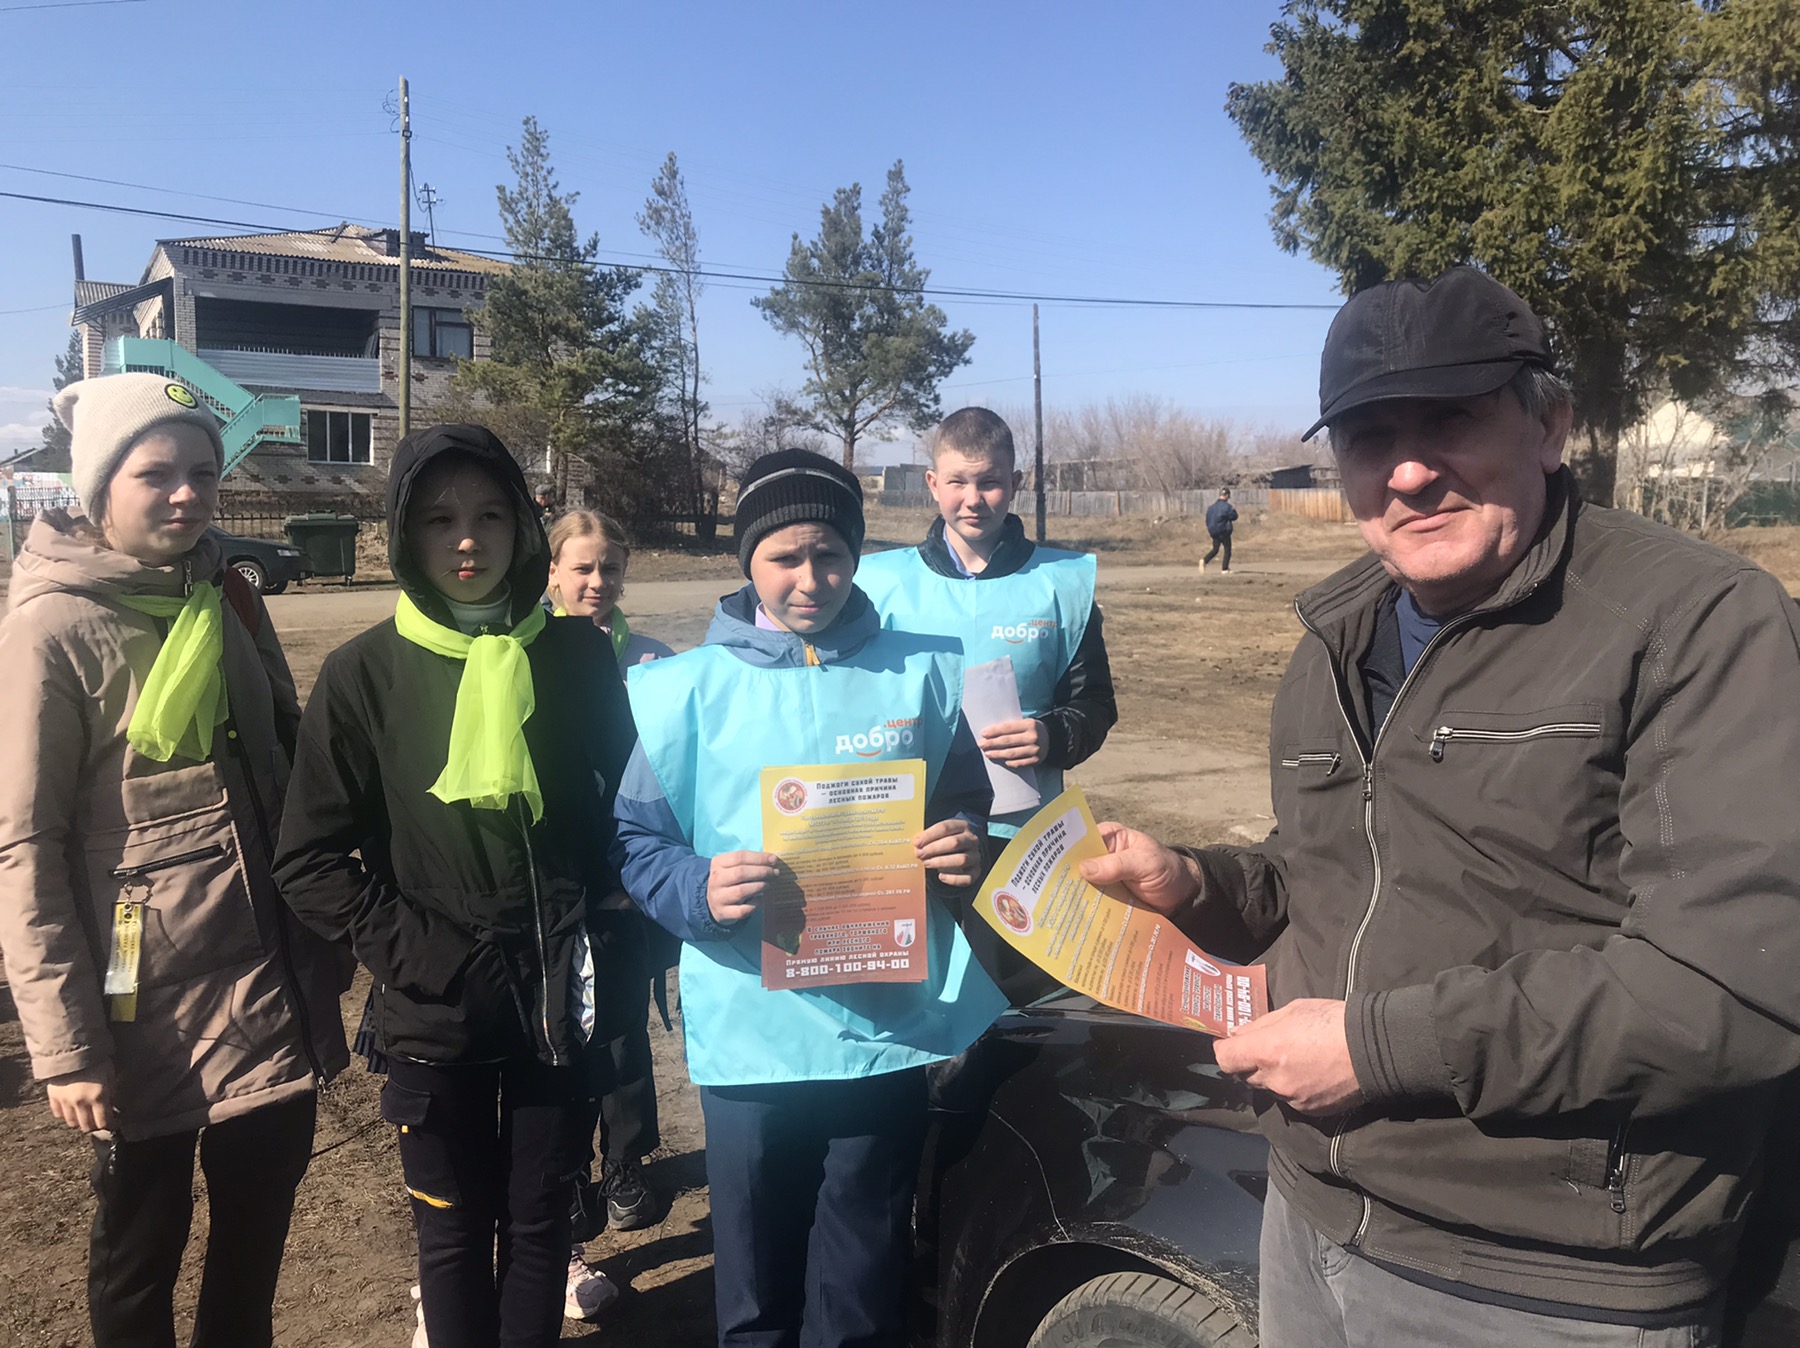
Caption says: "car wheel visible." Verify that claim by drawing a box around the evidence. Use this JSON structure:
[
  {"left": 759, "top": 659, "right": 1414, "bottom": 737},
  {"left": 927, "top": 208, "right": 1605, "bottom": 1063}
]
[
  {"left": 263, "top": 579, "right": 288, "bottom": 596},
  {"left": 1025, "top": 1271, "right": 1254, "bottom": 1348},
  {"left": 231, "top": 558, "right": 268, "bottom": 592}
]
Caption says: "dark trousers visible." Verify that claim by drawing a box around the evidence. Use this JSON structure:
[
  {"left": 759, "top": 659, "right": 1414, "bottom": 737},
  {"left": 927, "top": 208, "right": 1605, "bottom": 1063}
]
[
  {"left": 1203, "top": 531, "right": 1233, "bottom": 569},
  {"left": 577, "top": 976, "right": 660, "bottom": 1171},
  {"left": 382, "top": 1056, "right": 580, "bottom": 1348},
  {"left": 87, "top": 1093, "right": 316, "bottom": 1348},
  {"left": 701, "top": 1068, "right": 929, "bottom": 1348}
]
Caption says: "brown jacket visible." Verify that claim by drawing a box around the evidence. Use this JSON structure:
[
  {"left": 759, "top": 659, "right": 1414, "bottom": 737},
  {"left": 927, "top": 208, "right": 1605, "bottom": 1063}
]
[
  {"left": 1184, "top": 472, "right": 1800, "bottom": 1313},
  {"left": 0, "top": 512, "right": 349, "bottom": 1138}
]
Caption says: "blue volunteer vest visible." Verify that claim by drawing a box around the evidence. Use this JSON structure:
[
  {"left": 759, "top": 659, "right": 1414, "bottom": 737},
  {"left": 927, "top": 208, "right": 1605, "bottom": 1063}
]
[
  {"left": 856, "top": 544, "right": 1096, "bottom": 834},
  {"left": 626, "top": 634, "right": 1007, "bottom": 1087}
]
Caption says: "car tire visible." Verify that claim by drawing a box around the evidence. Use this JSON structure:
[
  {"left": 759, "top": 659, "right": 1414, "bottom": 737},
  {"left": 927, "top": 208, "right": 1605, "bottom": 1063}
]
[
  {"left": 263, "top": 579, "right": 288, "bottom": 596},
  {"left": 231, "top": 558, "right": 267, "bottom": 592},
  {"left": 1026, "top": 1271, "right": 1254, "bottom": 1348}
]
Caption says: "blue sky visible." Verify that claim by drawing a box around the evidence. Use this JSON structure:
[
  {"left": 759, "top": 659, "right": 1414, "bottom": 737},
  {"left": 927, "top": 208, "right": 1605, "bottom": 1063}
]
[{"left": 0, "top": 0, "right": 1344, "bottom": 463}]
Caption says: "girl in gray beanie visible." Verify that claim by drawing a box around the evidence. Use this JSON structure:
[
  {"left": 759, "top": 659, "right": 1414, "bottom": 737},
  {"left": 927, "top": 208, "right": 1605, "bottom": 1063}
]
[{"left": 0, "top": 372, "right": 348, "bottom": 1348}]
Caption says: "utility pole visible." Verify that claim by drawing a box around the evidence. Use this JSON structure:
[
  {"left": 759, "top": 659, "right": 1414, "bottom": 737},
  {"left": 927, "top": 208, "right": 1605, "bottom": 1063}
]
[
  {"left": 398, "top": 76, "right": 413, "bottom": 440},
  {"left": 1033, "top": 303, "right": 1046, "bottom": 544},
  {"left": 417, "top": 182, "right": 441, "bottom": 242}
]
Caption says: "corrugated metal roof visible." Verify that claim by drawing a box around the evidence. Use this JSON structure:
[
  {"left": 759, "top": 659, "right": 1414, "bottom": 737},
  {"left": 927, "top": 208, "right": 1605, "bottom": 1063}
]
[
  {"left": 157, "top": 224, "right": 510, "bottom": 276},
  {"left": 73, "top": 280, "right": 133, "bottom": 307}
]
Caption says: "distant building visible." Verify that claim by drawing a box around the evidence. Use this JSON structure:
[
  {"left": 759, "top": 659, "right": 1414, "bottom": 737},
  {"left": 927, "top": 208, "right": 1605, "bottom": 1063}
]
[{"left": 70, "top": 225, "right": 508, "bottom": 498}]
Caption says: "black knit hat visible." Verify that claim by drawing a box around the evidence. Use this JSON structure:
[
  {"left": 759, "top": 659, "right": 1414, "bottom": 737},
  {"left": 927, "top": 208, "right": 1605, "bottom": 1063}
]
[{"left": 735, "top": 450, "right": 866, "bottom": 575}]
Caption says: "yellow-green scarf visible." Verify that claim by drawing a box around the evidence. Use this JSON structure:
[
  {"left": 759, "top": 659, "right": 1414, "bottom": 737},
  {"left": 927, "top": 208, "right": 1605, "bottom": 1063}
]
[
  {"left": 395, "top": 593, "right": 547, "bottom": 822},
  {"left": 117, "top": 587, "right": 227, "bottom": 763}
]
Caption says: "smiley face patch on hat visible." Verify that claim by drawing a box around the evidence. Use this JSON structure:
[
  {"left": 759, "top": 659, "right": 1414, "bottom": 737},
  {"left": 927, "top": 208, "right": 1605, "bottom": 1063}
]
[{"left": 164, "top": 383, "right": 199, "bottom": 409}]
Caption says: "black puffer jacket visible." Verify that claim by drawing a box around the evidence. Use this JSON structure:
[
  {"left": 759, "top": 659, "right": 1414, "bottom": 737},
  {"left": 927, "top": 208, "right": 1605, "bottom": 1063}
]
[{"left": 275, "top": 426, "right": 638, "bottom": 1066}]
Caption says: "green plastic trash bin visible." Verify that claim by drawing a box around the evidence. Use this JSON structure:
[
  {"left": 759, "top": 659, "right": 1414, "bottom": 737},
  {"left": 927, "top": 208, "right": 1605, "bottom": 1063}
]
[{"left": 284, "top": 513, "right": 360, "bottom": 579}]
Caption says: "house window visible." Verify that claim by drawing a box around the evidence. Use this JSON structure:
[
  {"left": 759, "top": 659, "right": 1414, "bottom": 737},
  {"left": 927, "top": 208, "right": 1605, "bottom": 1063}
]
[
  {"left": 413, "top": 306, "right": 473, "bottom": 359},
  {"left": 307, "top": 409, "right": 373, "bottom": 465}
]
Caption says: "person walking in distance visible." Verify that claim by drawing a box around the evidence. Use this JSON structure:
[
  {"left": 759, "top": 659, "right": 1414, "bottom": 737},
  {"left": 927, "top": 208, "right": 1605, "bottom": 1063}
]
[{"left": 1201, "top": 487, "right": 1238, "bottom": 572}]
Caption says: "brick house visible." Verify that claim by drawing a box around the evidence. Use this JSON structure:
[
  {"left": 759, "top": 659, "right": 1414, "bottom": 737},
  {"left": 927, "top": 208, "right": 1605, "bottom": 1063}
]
[{"left": 70, "top": 225, "right": 509, "bottom": 500}]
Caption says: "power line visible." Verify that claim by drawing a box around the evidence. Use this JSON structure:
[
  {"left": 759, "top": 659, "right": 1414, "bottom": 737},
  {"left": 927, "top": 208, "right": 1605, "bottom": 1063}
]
[
  {"left": 0, "top": 0, "right": 145, "bottom": 10},
  {"left": 0, "top": 162, "right": 376, "bottom": 224},
  {"left": 0, "top": 186, "right": 1342, "bottom": 312}
]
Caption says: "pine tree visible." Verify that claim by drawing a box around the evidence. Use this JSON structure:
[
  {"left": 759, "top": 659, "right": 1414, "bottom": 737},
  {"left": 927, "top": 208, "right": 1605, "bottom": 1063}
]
[
  {"left": 638, "top": 153, "right": 709, "bottom": 521},
  {"left": 454, "top": 117, "right": 665, "bottom": 510},
  {"left": 755, "top": 162, "right": 974, "bottom": 469},
  {"left": 1228, "top": 1, "right": 1800, "bottom": 503},
  {"left": 33, "top": 331, "right": 82, "bottom": 471}
]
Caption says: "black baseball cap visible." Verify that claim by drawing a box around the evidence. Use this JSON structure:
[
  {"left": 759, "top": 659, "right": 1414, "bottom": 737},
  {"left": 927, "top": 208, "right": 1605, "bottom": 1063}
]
[{"left": 1303, "top": 267, "right": 1554, "bottom": 441}]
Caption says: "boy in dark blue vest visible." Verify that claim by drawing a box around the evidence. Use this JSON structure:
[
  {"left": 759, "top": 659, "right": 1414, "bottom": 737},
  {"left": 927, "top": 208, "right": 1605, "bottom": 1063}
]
[{"left": 858, "top": 408, "right": 1118, "bottom": 995}]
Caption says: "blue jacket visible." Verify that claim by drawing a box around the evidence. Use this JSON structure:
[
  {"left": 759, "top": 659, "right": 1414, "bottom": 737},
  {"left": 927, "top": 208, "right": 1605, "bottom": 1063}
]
[{"left": 1205, "top": 499, "right": 1239, "bottom": 535}]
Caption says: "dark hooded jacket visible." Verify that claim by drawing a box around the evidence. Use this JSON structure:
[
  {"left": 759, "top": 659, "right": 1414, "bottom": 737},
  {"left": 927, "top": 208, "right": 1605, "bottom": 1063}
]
[{"left": 274, "top": 426, "right": 639, "bottom": 1066}]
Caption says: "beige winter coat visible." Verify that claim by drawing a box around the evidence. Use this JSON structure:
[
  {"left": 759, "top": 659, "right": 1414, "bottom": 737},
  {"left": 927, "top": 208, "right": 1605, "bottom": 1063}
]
[{"left": 0, "top": 512, "right": 349, "bottom": 1138}]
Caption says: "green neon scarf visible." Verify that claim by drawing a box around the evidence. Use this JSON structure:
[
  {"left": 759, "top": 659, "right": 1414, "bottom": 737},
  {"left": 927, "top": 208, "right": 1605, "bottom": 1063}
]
[
  {"left": 117, "top": 586, "right": 228, "bottom": 763},
  {"left": 395, "top": 593, "right": 547, "bottom": 822},
  {"left": 605, "top": 609, "right": 630, "bottom": 666}
]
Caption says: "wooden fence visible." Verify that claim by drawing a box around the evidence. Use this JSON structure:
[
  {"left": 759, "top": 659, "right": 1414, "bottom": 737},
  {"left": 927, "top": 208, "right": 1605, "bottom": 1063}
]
[{"left": 1268, "top": 488, "right": 1356, "bottom": 523}]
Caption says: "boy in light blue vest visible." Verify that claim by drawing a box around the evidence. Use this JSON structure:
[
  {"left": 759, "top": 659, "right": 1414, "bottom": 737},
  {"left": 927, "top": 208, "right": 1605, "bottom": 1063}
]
[
  {"left": 612, "top": 450, "right": 1005, "bottom": 1348},
  {"left": 857, "top": 408, "right": 1118, "bottom": 997}
]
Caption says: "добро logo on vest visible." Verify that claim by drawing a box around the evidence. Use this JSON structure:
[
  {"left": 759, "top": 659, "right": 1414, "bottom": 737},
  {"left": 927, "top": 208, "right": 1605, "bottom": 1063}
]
[
  {"left": 835, "top": 716, "right": 919, "bottom": 758},
  {"left": 992, "top": 619, "right": 1059, "bottom": 644}
]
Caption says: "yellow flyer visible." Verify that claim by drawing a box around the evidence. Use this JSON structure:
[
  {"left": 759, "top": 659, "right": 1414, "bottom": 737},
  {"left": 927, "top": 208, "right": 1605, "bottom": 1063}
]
[
  {"left": 759, "top": 760, "right": 928, "bottom": 990},
  {"left": 976, "top": 786, "right": 1268, "bottom": 1036}
]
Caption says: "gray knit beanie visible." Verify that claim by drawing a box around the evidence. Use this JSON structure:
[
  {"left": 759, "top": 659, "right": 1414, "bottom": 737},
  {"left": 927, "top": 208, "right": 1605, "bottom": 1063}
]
[{"left": 52, "top": 373, "right": 226, "bottom": 517}]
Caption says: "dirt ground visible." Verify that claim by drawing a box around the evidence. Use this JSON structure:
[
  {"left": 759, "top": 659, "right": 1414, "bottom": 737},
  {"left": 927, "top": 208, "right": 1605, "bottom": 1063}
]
[{"left": 2, "top": 506, "right": 1795, "bottom": 1347}]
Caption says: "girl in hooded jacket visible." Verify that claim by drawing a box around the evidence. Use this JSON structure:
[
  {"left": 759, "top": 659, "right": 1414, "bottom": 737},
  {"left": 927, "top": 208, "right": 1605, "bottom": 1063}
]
[
  {"left": 0, "top": 373, "right": 350, "bottom": 1348},
  {"left": 542, "top": 508, "right": 675, "bottom": 1314},
  {"left": 273, "top": 425, "right": 638, "bottom": 1348}
]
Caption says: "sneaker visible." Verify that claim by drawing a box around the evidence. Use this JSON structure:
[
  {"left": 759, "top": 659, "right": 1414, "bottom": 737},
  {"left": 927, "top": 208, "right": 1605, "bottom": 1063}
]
[
  {"left": 600, "top": 1157, "right": 659, "bottom": 1231},
  {"left": 410, "top": 1284, "right": 427, "bottom": 1348},
  {"left": 565, "top": 1250, "right": 620, "bottom": 1321}
]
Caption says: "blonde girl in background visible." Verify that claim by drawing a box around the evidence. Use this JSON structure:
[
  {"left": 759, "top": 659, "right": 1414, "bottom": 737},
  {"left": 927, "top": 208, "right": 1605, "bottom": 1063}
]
[
  {"left": 543, "top": 507, "right": 676, "bottom": 1317},
  {"left": 545, "top": 510, "right": 675, "bottom": 671}
]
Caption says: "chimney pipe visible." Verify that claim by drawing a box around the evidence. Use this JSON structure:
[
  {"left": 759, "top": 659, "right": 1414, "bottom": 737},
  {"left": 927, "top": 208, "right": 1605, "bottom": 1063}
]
[{"left": 71, "top": 234, "right": 85, "bottom": 282}]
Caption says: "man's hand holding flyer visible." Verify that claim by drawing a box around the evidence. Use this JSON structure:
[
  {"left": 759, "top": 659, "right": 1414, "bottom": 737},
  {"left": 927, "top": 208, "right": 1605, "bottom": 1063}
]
[
  {"left": 976, "top": 786, "right": 1268, "bottom": 1036},
  {"left": 758, "top": 761, "right": 930, "bottom": 990}
]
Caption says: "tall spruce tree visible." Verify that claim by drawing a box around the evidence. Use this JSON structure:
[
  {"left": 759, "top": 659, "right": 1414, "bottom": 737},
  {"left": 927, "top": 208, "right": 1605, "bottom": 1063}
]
[
  {"left": 755, "top": 162, "right": 974, "bottom": 469},
  {"left": 1228, "top": 1, "right": 1800, "bottom": 504},
  {"left": 33, "top": 331, "right": 82, "bottom": 471},
  {"left": 455, "top": 117, "right": 663, "bottom": 506},
  {"left": 637, "top": 152, "right": 708, "bottom": 519}
]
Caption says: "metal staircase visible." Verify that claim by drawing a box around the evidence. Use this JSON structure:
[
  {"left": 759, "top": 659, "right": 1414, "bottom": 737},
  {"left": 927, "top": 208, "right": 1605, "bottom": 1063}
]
[{"left": 102, "top": 338, "right": 303, "bottom": 475}]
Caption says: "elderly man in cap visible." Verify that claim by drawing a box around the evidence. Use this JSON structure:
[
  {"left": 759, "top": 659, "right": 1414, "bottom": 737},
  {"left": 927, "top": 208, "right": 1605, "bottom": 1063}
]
[{"left": 1084, "top": 266, "right": 1800, "bottom": 1346}]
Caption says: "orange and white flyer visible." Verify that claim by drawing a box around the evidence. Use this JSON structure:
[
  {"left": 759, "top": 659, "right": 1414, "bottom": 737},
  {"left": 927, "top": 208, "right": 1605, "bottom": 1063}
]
[
  {"left": 976, "top": 786, "right": 1268, "bottom": 1036},
  {"left": 758, "top": 760, "right": 929, "bottom": 990}
]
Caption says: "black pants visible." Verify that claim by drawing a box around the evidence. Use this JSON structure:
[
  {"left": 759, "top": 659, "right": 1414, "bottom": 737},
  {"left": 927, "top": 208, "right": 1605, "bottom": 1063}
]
[
  {"left": 701, "top": 1068, "right": 928, "bottom": 1348},
  {"left": 1203, "top": 531, "right": 1233, "bottom": 569},
  {"left": 381, "top": 1056, "right": 580, "bottom": 1348},
  {"left": 576, "top": 975, "right": 660, "bottom": 1170},
  {"left": 87, "top": 1093, "right": 316, "bottom": 1348}
]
